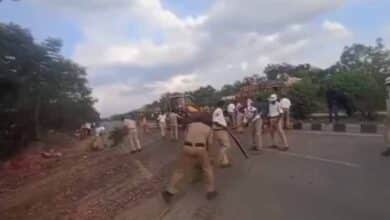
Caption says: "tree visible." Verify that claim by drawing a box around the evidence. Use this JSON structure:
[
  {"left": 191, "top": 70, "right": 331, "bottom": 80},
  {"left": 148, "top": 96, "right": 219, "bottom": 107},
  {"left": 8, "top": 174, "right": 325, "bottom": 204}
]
[
  {"left": 264, "top": 63, "right": 295, "bottom": 80},
  {"left": 0, "top": 23, "right": 99, "bottom": 158},
  {"left": 189, "top": 85, "right": 218, "bottom": 107},
  {"left": 288, "top": 79, "right": 319, "bottom": 119},
  {"left": 330, "top": 71, "right": 384, "bottom": 119},
  {"left": 337, "top": 38, "right": 390, "bottom": 75}
]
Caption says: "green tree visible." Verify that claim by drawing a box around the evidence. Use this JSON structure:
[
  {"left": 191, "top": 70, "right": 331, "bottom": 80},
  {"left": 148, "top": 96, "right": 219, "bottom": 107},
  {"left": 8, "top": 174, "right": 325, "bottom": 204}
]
[
  {"left": 288, "top": 79, "right": 319, "bottom": 119},
  {"left": 330, "top": 71, "right": 384, "bottom": 119},
  {"left": 0, "top": 23, "right": 99, "bottom": 157},
  {"left": 189, "top": 85, "right": 218, "bottom": 107}
]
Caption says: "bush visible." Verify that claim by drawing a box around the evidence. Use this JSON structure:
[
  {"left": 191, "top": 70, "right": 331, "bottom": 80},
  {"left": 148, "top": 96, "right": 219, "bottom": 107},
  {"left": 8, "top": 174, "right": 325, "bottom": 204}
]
[
  {"left": 255, "top": 90, "right": 273, "bottom": 102},
  {"left": 288, "top": 79, "right": 319, "bottom": 119},
  {"left": 330, "top": 71, "right": 385, "bottom": 119}
]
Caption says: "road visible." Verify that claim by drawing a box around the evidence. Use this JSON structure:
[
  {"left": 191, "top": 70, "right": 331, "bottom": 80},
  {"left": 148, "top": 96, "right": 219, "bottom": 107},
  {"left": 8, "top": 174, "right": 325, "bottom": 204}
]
[{"left": 119, "top": 130, "right": 390, "bottom": 220}]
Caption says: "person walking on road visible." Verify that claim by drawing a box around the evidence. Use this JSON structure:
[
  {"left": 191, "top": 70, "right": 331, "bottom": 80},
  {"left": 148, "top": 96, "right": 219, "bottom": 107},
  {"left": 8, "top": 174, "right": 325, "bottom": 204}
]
[
  {"left": 123, "top": 117, "right": 142, "bottom": 154},
  {"left": 168, "top": 111, "right": 182, "bottom": 141},
  {"left": 213, "top": 101, "right": 233, "bottom": 167},
  {"left": 91, "top": 124, "right": 106, "bottom": 150},
  {"left": 250, "top": 103, "right": 265, "bottom": 153},
  {"left": 162, "top": 113, "right": 217, "bottom": 203},
  {"left": 236, "top": 103, "right": 245, "bottom": 133},
  {"left": 280, "top": 97, "right": 292, "bottom": 129},
  {"left": 140, "top": 113, "right": 149, "bottom": 134},
  {"left": 267, "top": 94, "right": 289, "bottom": 151},
  {"left": 227, "top": 102, "right": 236, "bottom": 127},
  {"left": 157, "top": 112, "right": 167, "bottom": 138}
]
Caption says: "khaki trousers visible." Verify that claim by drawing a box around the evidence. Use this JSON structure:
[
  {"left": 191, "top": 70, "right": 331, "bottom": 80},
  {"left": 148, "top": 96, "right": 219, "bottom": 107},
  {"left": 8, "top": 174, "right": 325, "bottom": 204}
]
[
  {"left": 91, "top": 135, "right": 105, "bottom": 150},
  {"left": 167, "top": 145, "right": 215, "bottom": 194},
  {"left": 269, "top": 117, "right": 288, "bottom": 147},
  {"left": 159, "top": 122, "right": 166, "bottom": 137},
  {"left": 127, "top": 129, "right": 142, "bottom": 151},
  {"left": 170, "top": 123, "right": 179, "bottom": 140},
  {"left": 252, "top": 119, "right": 263, "bottom": 149},
  {"left": 282, "top": 108, "right": 290, "bottom": 129},
  {"left": 228, "top": 112, "right": 236, "bottom": 127},
  {"left": 236, "top": 113, "right": 244, "bottom": 133},
  {"left": 214, "top": 130, "right": 232, "bottom": 165}
]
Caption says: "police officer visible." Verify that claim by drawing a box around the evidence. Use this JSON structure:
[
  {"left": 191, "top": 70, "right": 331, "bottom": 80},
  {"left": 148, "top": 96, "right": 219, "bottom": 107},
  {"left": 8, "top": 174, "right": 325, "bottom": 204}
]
[
  {"left": 157, "top": 112, "right": 167, "bottom": 138},
  {"left": 250, "top": 100, "right": 266, "bottom": 153},
  {"left": 382, "top": 76, "right": 390, "bottom": 156},
  {"left": 162, "top": 112, "right": 217, "bottom": 202},
  {"left": 213, "top": 101, "right": 233, "bottom": 167},
  {"left": 168, "top": 111, "right": 182, "bottom": 141},
  {"left": 123, "top": 116, "right": 142, "bottom": 154},
  {"left": 267, "top": 94, "right": 289, "bottom": 151}
]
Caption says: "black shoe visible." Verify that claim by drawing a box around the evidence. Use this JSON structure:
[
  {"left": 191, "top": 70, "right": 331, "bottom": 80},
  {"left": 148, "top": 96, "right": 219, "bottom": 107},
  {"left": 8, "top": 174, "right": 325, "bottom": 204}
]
[
  {"left": 381, "top": 148, "right": 390, "bottom": 157},
  {"left": 161, "top": 190, "right": 174, "bottom": 203},
  {"left": 220, "top": 163, "right": 232, "bottom": 168},
  {"left": 278, "top": 146, "right": 289, "bottom": 152},
  {"left": 130, "top": 150, "right": 137, "bottom": 154},
  {"left": 251, "top": 146, "right": 259, "bottom": 151},
  {"left": 206, "top": 191, "right": 218, "bottom": 200},
  {"left": 137, "top": 149, "right": 142, "bottom": 152},
  {"left": 251, "top": 147, "right": 263, "bottom": 154}
]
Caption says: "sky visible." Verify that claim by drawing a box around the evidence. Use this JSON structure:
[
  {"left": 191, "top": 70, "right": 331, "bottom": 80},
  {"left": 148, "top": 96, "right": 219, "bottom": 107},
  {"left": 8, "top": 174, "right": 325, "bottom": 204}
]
[{"left": 1, "top": 0, "right": 389, "bottom": 117}]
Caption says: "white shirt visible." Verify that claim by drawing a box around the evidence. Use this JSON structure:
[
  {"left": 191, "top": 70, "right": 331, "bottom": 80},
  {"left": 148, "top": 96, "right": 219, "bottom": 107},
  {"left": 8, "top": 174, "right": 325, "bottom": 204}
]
[
  {"left": 85, "top": 122, "right": 91, "bottom": 129},
  {"left": 157, "top": 114, "right": 167, "bottom": 123},
  {"left": 212, "top": 107, "right": 227, "bottom": 127},
  {"left": 247, "top": 98, "right": 253, "bottom": 107},
  {"left": 95, "top": 126, "right": 105, "bottom": 136},
  {"left": 227, "top": 103, "right": 235, "bottom": 113},
  {"left": 124, "top": 119, "right": 136, "bottom": 129},
  {"left": 245, "top": 105, "right": 257, "bottom": 119},
  {"left": 268, "top": 102, "right": 283, "bottom": 117},
  {"left": 280, "top": 98, "right": 292, "bottom": 109}
]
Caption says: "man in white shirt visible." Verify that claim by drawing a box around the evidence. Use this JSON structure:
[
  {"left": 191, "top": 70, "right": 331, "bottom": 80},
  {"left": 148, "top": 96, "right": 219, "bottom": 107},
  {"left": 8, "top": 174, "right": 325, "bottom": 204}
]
[
  {"left": 235, "top": 102, "right": 244, "bottom": 133},
  {"left": 227, "top": 103, "right": 236, "bottom": 127},
  {"left": 267, "top": 94, "right": 289, "bottom": 151},
  {"left": 280, "top": 97, "right": 292, "bottom": 129},
  {"left": 157, "top": 112, "right": 167, "bottom": 138},
  {"left": 123, "top": 117, "right": 142, "bottom": 153},
  {"left": 168, "top": 112, "right": 182, "bottom": 140},
  {"left": 92, "top": 125, "right": 106, "bottom": 150},
  {"left": 213, "top": 101, "right": 232, "bottom": 167}
]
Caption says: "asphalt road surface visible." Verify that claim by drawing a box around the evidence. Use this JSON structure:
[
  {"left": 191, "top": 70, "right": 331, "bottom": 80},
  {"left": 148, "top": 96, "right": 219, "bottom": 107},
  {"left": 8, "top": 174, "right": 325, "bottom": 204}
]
[{"left": 119, "top": 130, "right": 390, "bottom": 220}]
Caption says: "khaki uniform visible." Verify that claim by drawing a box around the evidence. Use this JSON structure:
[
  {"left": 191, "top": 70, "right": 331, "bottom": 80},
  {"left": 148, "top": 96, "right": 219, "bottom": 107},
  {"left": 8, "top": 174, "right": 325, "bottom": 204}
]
[
  {"left": 236, "top": 111, "right": 244, "bottom": 133},
  {"left": 269, "top": 117, "right": 288, "bottom": 147},
  {"left": 167, "top": 122, "right": 215, "bottom": 194},
  {"left": 385, "top": 98, "right": 390, "bottom": 145},
  {"left": 282, "top": 108, "right": 291, "bottom": 129},
  {"left": 169, "top": 112, "right": 179, "bottom": 140},
  {"left": 251, "top": 117, "right": 263, "bottom": 149},
  {"left": 213, "top": 129, "right": 232, "bottom": 165},
  {"left": 158, "top": 114, "right": 167, "bottom": 138},
  {"left": 127, "top": 129, "right": 142, "bottom": 151},
  {"left": 124, "top": 119, "right": 142, "bottom": 152}
]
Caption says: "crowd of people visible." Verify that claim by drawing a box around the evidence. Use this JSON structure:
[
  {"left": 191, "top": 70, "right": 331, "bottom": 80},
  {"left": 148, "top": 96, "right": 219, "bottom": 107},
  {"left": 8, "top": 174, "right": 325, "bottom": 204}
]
[
  {"left": 162, "top": 93, "right": 292, "bottom": 203},
  {"left": 83, "top": 93, "right": 292, "bottom": 203}
]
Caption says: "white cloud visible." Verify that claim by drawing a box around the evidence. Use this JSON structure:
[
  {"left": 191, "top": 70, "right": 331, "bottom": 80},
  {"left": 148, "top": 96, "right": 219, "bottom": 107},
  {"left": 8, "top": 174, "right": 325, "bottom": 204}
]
[
  {"left": 322, "top": 20, "right": 352, "bottom": 38},
  {"left": 29, "top": 0, "right": 353, "bottom": 116},
  {"left": 240, "top": 61, "right": 248, "bottom": 71},
  {"left": 145, "top": 74, "right": 200, "bottom": 95}
]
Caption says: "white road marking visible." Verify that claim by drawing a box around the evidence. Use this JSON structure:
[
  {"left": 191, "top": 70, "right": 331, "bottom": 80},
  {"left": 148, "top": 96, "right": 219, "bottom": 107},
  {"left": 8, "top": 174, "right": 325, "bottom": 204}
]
[
  {"left": 265, "top": 149, "right": 360, "bottom": 168},
  {"left": 133, "top": 160, "right": 154, "bottom": 179},
  {"left": 291, "top": 130, "right": 382, "bottom": 137}
]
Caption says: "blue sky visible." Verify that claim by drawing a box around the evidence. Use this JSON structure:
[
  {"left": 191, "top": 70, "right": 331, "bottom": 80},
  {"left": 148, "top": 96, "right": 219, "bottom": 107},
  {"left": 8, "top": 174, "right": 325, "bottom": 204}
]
[{"left": 1, "top": 0, "right": 389, "bottom": 116}]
